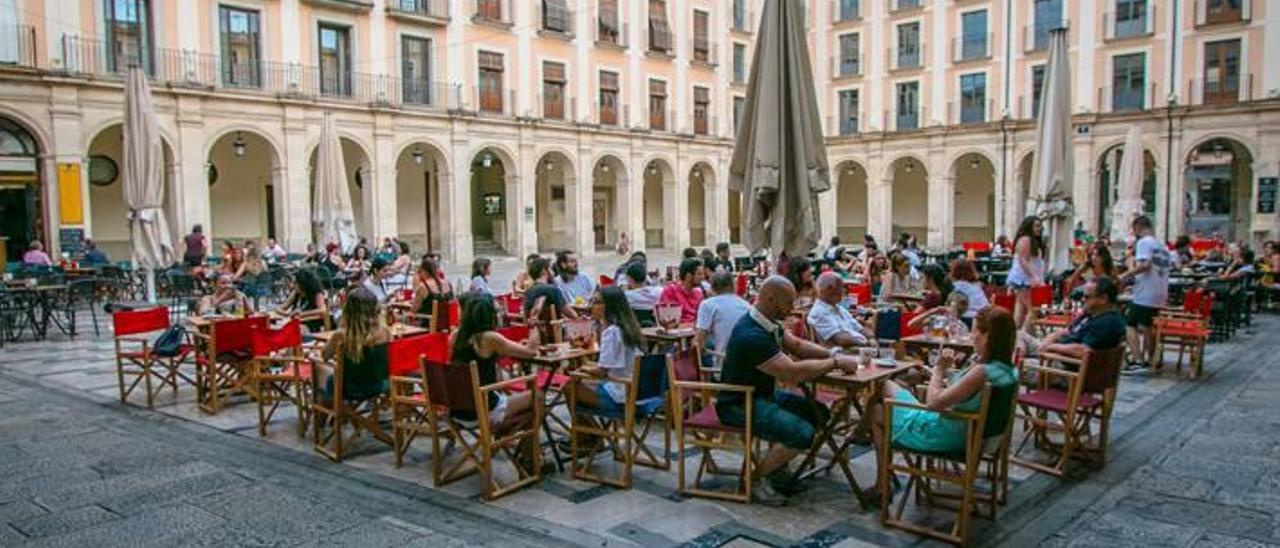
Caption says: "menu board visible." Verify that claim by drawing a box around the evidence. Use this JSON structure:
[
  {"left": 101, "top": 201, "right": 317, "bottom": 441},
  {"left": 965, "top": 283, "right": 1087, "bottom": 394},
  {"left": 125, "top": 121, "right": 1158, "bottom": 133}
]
[
  {"left": 59, "top": 227, "right": 85, "bottom": 258},
  {"left": 1259, "top": 177, "right": 1277, "bottom": 214}
]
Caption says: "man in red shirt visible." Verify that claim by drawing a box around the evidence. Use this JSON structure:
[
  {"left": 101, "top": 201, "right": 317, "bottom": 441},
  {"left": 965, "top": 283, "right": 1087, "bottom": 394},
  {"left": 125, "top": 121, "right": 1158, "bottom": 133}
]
[{"left": 659, "top": 258, "right": 705, "bottom": 324}]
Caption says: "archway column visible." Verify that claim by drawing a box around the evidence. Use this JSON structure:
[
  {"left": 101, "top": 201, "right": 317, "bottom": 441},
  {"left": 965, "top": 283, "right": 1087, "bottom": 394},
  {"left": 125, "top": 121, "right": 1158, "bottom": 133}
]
[
  {"left": 869, "top": 177, "right": 893, "bottom": 246},
  {"left": 626, "top": 156, "right": 647, "bottom": 250},
  {"left": 928, "top": 175, "right": 954, "bottom": 249},
  {"left": 819, "top": 186, "right": 837, "bottom": 246},
  {"left": 706, "top": 181, "right": 728, "bottom": 247},
  {"left": 574, "top": 147, "right": 595, "bottom": 256},
  {"left": 280, "top": 126, "right": 312, "bottom": 252},
  {"left": 666, "top": 178, "right": 686, "bottom": 250},
  {"left": 370, "top": 129, "right": 397, "bottom": 241},
  {"left": 1071, "top": 143, "right": 1095, "bottom": 233},
  {"left": 514, "top": 151, "right": 536, "bottom": 257},
  {"left": 179, "top": 123, "right": 212, "bottom": 245},
  {"left": 1011, "top": 160, "right": 1029, "bottom": 230},
  {"left": 444, "top": 139, "right": 474, "bottom": 265}
]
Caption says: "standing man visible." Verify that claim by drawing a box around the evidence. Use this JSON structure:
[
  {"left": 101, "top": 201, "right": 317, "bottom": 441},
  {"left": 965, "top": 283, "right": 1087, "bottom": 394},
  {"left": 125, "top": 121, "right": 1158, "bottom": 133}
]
[
  {"left": 554, "top": 250, "right": 596, "bottom": 304},
  {"left": 1119, "top": 216, "right": 1171, "bottom": 373},
  {"left": 718, "top": 276, "right": 861, "bottom": 505}
]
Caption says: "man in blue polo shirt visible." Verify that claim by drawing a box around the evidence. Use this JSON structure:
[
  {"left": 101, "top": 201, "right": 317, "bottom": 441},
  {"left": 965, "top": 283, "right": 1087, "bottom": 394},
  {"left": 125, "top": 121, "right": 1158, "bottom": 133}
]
[
  {"left": 1036, "top": 276, "right": 1127, "bottom": 359},
  {"left": 717, "top": 276, "right": 861, "bottom": 505}
]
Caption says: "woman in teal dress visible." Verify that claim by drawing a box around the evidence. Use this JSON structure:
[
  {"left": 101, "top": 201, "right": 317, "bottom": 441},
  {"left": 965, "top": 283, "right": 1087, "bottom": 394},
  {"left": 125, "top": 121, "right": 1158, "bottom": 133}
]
[{"left": 870, "top": 307, "right": 1019, "bottom": 489}]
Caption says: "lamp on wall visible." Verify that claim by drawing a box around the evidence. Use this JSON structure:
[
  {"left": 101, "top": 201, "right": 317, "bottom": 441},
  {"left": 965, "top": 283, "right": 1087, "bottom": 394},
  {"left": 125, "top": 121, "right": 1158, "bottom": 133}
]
[
  {"left": 232, "top": 132, "right": 246, "bottom": 158},
  {"left": 482, "top": 152, "right": 493, "bottom": 168},
  {"left": 903, "top": 159, "right": 915, "bottom": 173},
  {"left": 412, "top": 147, "right": 424, "bottom": 165},
  {"left": 968, "top": 156, "right": 981, "bottom": 171},
  {"left": 1211, "top": 141, "right": 1226, "bottom": 160}
]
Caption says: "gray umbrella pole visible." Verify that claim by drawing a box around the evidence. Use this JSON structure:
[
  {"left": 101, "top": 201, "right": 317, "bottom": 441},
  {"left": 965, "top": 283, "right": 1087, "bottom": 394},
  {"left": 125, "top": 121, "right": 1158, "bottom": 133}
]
[{"left": 145, "top": 268, "right": 157, "bottom": 304}]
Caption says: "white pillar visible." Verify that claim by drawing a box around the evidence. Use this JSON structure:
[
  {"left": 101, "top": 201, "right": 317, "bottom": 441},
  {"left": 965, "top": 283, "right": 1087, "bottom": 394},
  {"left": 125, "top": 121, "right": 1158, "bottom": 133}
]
[
  {"left": 628, "top": 155, "right": 647, "bottom": 250},
  {"left": 178, "top": 122, "right": 212, "bottom": 243},
  {"left": 281, "top": 125, "right": 312, "bottom": 252},
  {"left": 819, "top": 185, "right": 838, "bottom": 245},
  {"left": 574, "top": 144, "right": 595, "bottom": 255},
  {"left": 870, "top": 177, "right": 894, "bottom": 246},
  {"left": 371, "top": 126, "right": 397, "bottom": 241},
  {"left": 445, "top": 137, "right": 473, "bottom": 265},
  {"left": 929, "top": 175, "right": 955, "bottom": 249},
  {"left": 515, "top": 145, "right": 536, "bottom": 257}
]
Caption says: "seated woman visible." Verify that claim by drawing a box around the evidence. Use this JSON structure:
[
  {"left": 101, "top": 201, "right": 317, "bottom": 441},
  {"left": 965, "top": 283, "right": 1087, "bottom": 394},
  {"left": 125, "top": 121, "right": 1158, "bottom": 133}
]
[
  {"left": 449, "top": 293, "right": 540, "bottom": 447},
  {"left": 870, "top": 307, "right": 1018, "bottom": 493},
  {"left": 195, "top": 273, "right": 253, "bottom": 316},
  {"left": 322, "top": 242, "right": 346, "bottom": 274},
  {"left": 344, "top": 246, "right": 372, "bottom": 278},
  {"left": 917, "top": 263, "right": 953, "bottom": 311},
  {"left": 234, "top": 247, "right": 268, "bottom": 281},
  {"left": 220, "top": 243, "right": 243, "bottom": 276},
  {"left": 881, "top": 252, "right": 921, "bottom": 299},
  {"left": 511, "top": 253, "right": 542, "bottom": 295},
  {"left": 412, "top": 257, "right": 455, "bottom": 329},
  {"left": 276, "top": 269, "right": 329, "bottom": 332},
  {"left": 907, "top": 291, "right": 971, "bottom": 335},
  {"left": 386, "top": 241, "right": 413, "bottom": 288},
  {"left": 949, "top": 259, "right": 989, "bottom": 320},
  {"left": 573, "top": 286, "right": 646, "bottom": 413},
  {"left": 786, "top": 257, "right": 817, "bottom": 305},
  {"left": 319, "top": 288, "right": 391, "bottom": 401},
  {"left": 1065, "top": 242, "right": 1116, "bottom": 297}
]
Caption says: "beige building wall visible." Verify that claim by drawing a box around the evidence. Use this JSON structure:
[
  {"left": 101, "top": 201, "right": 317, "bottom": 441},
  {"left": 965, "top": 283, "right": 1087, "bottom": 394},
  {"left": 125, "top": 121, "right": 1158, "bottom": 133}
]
[{"left": 1, "top": 0, "right": 1278, "bottom": 267}]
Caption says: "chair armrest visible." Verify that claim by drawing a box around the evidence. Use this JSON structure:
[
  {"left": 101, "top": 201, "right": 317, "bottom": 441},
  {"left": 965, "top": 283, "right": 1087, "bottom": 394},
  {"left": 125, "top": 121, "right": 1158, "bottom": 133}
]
[
  {"left": 1038, "top": 351, "right": 1083, "bottom": 367},
  {"left": 481, "top": 373, "right": 539, "bottom": 394},
  {"left": 671, "top": 380, "right": 754, "bottom": 395},
  {"left": 1022, "top": 362, "right": 1081, "bottom": 380},
  {"left": 883, "top": 398, "right": 982, "bottom": 422}
]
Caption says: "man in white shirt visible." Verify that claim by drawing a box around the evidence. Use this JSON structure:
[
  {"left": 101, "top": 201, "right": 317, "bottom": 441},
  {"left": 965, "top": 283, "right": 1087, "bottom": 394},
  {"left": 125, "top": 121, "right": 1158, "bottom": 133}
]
[
  {"left": 554, "top": 250, "right": 596, "bottom": 304},
  {"left": 263, "top": 238, "right": 288, "bottom": 263},
  {"left": 361, "top": 258, "right": 392, "bottom": 304},
  {"left": 1118, "top": 215, "right": 1171, "bottom": 373},
  {"left": 808, "top": 272, "right": 875, "bottom": 348},
  {"left": 623, "top": 261, "right": 662, "bottom": 325},
  {"left": 695, "top": 272, "right": 751, "bottom": 366}
]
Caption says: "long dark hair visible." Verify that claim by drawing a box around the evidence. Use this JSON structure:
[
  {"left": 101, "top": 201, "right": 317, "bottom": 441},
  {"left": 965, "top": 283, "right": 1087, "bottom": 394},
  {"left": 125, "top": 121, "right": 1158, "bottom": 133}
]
[
  {"left": 922, "top": 263, "right": 952, "bottom": 302},
  {"left": 787, "top": 257, "right": 813, "bottom": 290},
  {"left": 337, "top": 288, "right": 380, "bottom": 362},
  {"left": 1090, "top": 243, "right": 1117, "bottom": 278},
  {"left": 1015, "top": 216, "right": 1045, "bottom": 258},
  {"left": 975, "top": 306, "right": 1016, "bottom": 365},
  {"left": 294, "top": 269, "right": 322, "bottom": 302},
  {"left": 452, "top": 292, "right": 499, "bottom": 357},
  {"left": 598, "top": 286, "right": 644, "bottom": 349}
]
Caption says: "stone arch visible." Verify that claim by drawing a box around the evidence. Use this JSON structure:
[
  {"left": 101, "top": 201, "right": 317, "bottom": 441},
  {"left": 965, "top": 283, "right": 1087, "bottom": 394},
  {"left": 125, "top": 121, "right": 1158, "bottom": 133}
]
[
  {"left": 1183, "top": 132, "right": 1259, "bottom": 165},
  {"left": 534, "top": 149, "right": 578, "bottom": 251},
  {"left": 688, "top": 161, "right": 715, "bottom": 247},
  {"left": 307, "top": 136, "right": 375, "bottom": 240},
  {"left": 1182, "top": 136, "right": 1256, "bottom": 242},
  {"left": 643, "top": 157, "right": 677, "bottom": 249},
  {"left": 591, "top": 154, "right": 629, "bottom": 250},
  {"left": 832, "top": 159, "right": 869, "bottom": 243},
  {"left": 392, "top": 137, "right": 452, "bottom": 177},
  {"left": 950, "top": 152, "right": 998, "bottom": 243},
  {"left": 469, "top": 146, "right": 516, "bottom": 255},
  {"left": 881, "top": 153, "right": 929, "bottom": 182},
  {"left": 887, "top": 155, "right": 929, "bottom": 241},
  {"left": 0, "top": 113, "right": 49, "bottom": 257},
  {"left": 85, "top": 123, "right": 179, "bottom": 258},
  {"left": 394, "top": 141, "right": 450, "bottom": 254},
  {"left": 202, "top": 125, "right": 285, "bottom": 166},
  {"left": 207, "top": 129, "right": 282, "bottom": 249},
  {"left": 0, "top": 104, "right": 52, "bottom": 153}
]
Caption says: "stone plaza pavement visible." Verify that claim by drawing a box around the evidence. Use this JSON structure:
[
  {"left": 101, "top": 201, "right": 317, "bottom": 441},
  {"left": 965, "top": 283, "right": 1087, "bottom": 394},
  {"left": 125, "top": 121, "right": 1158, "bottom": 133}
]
[{"left": 0, "top": 308, "right": 1278, "bottom": 546}]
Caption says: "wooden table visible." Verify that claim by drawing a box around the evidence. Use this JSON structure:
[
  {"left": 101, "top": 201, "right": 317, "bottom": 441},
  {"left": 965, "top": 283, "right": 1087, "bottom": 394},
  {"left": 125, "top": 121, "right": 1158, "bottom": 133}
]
[
  {"left": 7, "top": 284, "right": 68, "bottom": 340},
  {"left": 308, "top": 323, "right": 429, "bottom": 345},
  {"left": 641, "top": 325, "right": 696, "bottom": 351},
  {"left": 900, "top": 333, "right": 976, "bottom": 360},
  {"left": 517, "top": 344, "right": 599, "bottom": 470},
  {"left": 796, "top": 359, "right": 923, "bottom": 509}
]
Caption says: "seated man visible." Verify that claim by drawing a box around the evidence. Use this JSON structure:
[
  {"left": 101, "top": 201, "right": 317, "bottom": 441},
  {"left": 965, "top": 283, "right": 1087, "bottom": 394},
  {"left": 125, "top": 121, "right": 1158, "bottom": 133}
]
[
  {"left": 718, "top": 276, "right": 861, "bottom": 505},
  {"left": 807, "top": 272, "right": 875, "bottom": 348},
  {"left": 623, "top": 261, "right": 662, "bottom": 327},
  {"left": 694, "top": 271, "right": 751, "bottom": 367},
  {"left": 1024, "top": 276, "right": 1126, "bottom": 359},
  {"left": 659, "top": 258, "right": 705, "bottom": 324}
]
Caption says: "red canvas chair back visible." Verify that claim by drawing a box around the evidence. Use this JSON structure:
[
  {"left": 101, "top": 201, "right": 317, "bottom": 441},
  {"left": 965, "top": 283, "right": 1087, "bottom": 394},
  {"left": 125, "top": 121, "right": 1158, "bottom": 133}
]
[
  {"left": 845, "top": 283, "right": 872, "bottom": 306},
  {"left": 1193, "top": 291, "right": 1214, "bottom": 318},
  {"left": 389, "top": 333, "right": 449, "bottom": 377},
  {"left": 113, "top": 306, "right": 170, "bottom": 337},
  {"left": 251, "top": 319, "right": 302, "bottom": 357},
  {"left": 671, "top": 348, "right": 700, "bottom": 383},
  {"left": 433, "top": 299, "right": 460, "bottom": 332},
  {"left": 1030, "top": 285, "right": 1055, "bottom": 308},
  {"left": 962, "top": 242, "right": 992, "bottom": 253},
  {"left": 497, "top": 325, "right": 531, "bottom": 344},
  {"left": 900, "top": 310, "right": 923, "bottom": 337},
  {"left": 598, "top": 274, "right": 614, "bottom": 287},
  {"left": 1189, "top": 239, "right": 1219, "bottom": 255},
  {"left": 735, "top": 273, "right": 749, "bottom": 297},
  {"left": 423, "top": 360, "right": 479, "bottom": 413},
  {"left": 213, "top": 316, "right": 269, "bottom": 354},
  {"left": 498, "top": 293, "right": 523, "bottom": 317},
  {"left": 992, "top": 291, "right": 1015, "bottom": 312},
  {"left": 1081, "top": 347, "right": 1124, "bottom": 396}
]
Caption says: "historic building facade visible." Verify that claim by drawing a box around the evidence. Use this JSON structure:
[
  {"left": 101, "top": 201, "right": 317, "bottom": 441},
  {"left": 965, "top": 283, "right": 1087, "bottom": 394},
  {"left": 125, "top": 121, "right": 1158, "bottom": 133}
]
[{"left": 0, "top": 0, "right": 1277, "bottom": 265}]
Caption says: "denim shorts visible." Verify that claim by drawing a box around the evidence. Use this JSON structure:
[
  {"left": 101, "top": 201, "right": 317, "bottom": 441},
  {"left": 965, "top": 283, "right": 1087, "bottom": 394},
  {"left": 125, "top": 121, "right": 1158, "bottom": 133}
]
[
  {"left": 717, "top": 391, "right": 829, "bottom": 450},
  {"left": 594, "top": 383, "right": 625, "bottom": 415}
]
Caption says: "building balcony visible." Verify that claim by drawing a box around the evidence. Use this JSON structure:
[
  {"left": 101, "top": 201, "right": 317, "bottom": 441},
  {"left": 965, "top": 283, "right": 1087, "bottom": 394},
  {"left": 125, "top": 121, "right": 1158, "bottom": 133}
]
[
  {"left": 884, "top": 106, "right": 928, "bottom": 132},
  {"left": 1186, "top": 73, "right": 1255, "bottom": 106},
  {"left": 57, "top": 35, "right": 463, "bottom": 110},
  {"left": 691, "top": 38, "right": 719, "bottom": 69},
  {"left": 947, "top": 99, "right": 996, "bottom": 125},
  {"left": 831, "top": 0, "right": 862, "bottom": 25},
  {"left": 386, "top": 0, "right": 450, "bottom": 26},
  {"left": 537, "top": 3, "right": 575, "bottom": 41},
  {"left": 891, "top": 0, "right": 923, "bottom": 12},
  {"left": 692, "top": 114, "right": 717, "bottom": 137},
  {"left": 0, "top": 25, "right": 38, "bottom": 70},
  {"left": 593, "top": 101, "right": 631, "bottom": 127},
  {"left": 595, "top": 21, "right": 629, "bottom": 50},
  {"left": 1194, "top": 0, "right": 1251, "bottom": 27},
  {"left": 472, "top": 0, "right": 513, "bottom": 29},
  {"left": 1102, "top": 6, "right": 1154, "bottom": 41},
  {"left": 951, "top": 34, "right": 992, "bottom": 63},
  {"left": 731, "top": 8, "right": 755, "bottom": 34},
  {"left": 1022, "top": 21, "right": 1068, "bottom": 53},
  {"left": 887, "top": 45, "right": 925, "bottom": 72},
  {"left": 1097, "top": 83, "right": 1159, "bottom": 114},
  {"left": 831, "top": 54, "right": 863, "bottom": 79},
  {"left": 644, "top": 108, "right": 677, "bottom": 132},
  {"left": 470, "top": 86, "right": 517, "bottom": 117},
  {"left": 301, "top": 0, "right": 374, "bottom": 12},
  {"left": 828, "top": 114, "right": 861, "bottom": 136},
  {"left": 535, "top": 94, "right": 576, "bottom": 123}
]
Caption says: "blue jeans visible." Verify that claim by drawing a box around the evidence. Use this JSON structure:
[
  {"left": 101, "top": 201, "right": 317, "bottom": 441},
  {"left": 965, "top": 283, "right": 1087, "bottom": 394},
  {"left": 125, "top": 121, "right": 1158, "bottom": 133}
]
[{"left": 718, "top": 391, "right": 828, "bottom": 450}]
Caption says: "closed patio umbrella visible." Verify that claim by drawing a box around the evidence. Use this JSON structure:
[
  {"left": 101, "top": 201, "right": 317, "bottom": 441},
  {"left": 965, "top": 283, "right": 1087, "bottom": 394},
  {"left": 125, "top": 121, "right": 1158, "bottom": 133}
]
[
  {"left": 312, "top": 112, "right": 358, "bottom": 254},
  {"left": 1109, "top": 124, "right": 1146, "bottom": 244},
  {"left": 728, "top": 0, "right": 830, "bottom": 259},
  {"left": 123, "top": 66, "right": 175, "bottom": 303},
  {"left": 1028, "top": 28, "right": 1074, "bottom": 274}
]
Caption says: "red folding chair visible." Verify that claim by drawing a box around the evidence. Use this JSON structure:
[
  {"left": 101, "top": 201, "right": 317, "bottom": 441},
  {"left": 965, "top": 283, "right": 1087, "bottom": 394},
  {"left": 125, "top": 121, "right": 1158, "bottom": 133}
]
[
  {"left": 992, "top": 291, "right": 1015, "bottom": 312},
  {"left": 1030, "top": 285, "right": 1055, "bottom": 308},
  {"left": 194, "top": 316, "right": 269, "bottom": 415},
  {"left": 599, "top": 274, "right": 614, "bottom": 287},
  {"left": 112, "top": 306, "right": 195, "bottom": 408},
  {"left": 431, "top": 300, "right": 460, "bottom": 333},
  {"left": 250, "top": 319, "right": 311, "bottom": 436},
  {"left": 900, "top": 310, "right": 924, "bottom": 338},
  {"left": 845, "top": 283, "right": 872, "bottom": 306},
  {"left": 735, "top": 273, "right": 749, "bottom": 297},
  {"left": 497, "top": 293, "right": 524, "bottom": 324}
]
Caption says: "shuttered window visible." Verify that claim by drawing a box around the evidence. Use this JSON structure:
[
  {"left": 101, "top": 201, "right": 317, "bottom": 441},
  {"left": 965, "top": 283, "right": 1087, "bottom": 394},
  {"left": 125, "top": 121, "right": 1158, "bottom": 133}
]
[
  {"left": 478, "top": 51, "right": 504, "bottom": 113},
  {"left": 543, "top": 61, "right": 566, "bottom": 119},
  {"left": 599, "top": 70, "right": 619, "bottom": 125},
  {"left": 542, "top": 0, "right": 570, "bottom": 33},
  {"left": 648, "top": 0, "right": 671, "bottom": 53},
  {"left": 649, "top": 79, "right": 667, "bottom": 130},
  {"left": 693, "top": 86, "right": 710, "bottom": 135}
]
